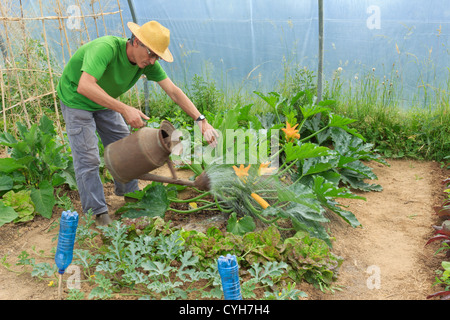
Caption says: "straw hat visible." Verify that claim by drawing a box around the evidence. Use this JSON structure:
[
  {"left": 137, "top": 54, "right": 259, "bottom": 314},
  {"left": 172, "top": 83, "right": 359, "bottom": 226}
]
[{"left": 127, "top": 21, "right": 173, "bottom": 62}]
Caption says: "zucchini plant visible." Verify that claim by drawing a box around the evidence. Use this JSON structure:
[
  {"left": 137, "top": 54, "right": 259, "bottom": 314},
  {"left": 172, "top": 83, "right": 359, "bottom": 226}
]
[{"left": 120, "top": 89, "right": 387, "bottom": 246}]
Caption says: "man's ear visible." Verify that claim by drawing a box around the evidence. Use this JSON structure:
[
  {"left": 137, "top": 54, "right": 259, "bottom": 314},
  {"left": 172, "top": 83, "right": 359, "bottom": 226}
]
[{"left": 130, "top": 36, "right": 138, "bottom": 48}]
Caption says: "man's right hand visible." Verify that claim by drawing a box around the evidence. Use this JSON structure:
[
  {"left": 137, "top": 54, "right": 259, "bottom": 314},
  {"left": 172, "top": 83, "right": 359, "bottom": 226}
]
[{"left": 122, "top": 105, "right": 150, "bottom": 128}]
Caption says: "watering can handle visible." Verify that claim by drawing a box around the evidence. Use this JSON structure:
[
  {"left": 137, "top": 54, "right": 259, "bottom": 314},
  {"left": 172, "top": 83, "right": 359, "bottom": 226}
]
[{"left": 166, "top": 159, "right": 178, "bottom": 180}]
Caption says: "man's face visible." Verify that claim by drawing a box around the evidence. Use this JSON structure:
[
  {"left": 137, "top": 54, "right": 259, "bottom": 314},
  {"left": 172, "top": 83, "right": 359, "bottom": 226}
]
[{"left": 134, "top": 38, "right": 160, "bottom": 68}]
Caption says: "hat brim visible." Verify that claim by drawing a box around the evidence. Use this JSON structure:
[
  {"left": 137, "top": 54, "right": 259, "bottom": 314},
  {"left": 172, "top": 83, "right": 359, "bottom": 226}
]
[{"left": 127, "top": 22, "right": 174, "bottom": 63}]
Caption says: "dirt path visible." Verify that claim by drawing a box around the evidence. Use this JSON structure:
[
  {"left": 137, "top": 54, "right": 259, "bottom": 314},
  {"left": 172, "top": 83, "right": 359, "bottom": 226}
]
[
  {"left": 0, "top": 159, "right": 447, "bottom": 300},
  {"left": 308, "top": 159, "right": 447, "bottom": 300}
]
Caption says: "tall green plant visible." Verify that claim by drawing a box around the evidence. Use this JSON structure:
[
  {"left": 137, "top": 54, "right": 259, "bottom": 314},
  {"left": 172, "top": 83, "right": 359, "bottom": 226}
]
[{"left": 0, "top": 115, "right": 76, "bottom": 225}]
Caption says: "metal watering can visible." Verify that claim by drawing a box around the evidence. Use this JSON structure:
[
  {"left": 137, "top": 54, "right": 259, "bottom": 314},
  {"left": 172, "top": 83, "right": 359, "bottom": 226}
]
[{"left": 104, "top": 120, "right": 210, "bottom": 191}]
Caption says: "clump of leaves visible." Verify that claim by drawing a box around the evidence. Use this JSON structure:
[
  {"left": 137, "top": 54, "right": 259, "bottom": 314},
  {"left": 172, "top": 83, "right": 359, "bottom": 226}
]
[
  {"left": 427, "top": 261, "right": 450, "bottom": 300},
  {"left": 0, "top": 115, "right": 76, "bottom": 225},
  {"left": 0, "top": 115, "right": 75, "bottom": 190},
  {"left": 183, "top": 224, "right": 341, "bottom": 289},
  {"left": 433, "top": 178, "right": 450, "bottom": 218},
  {"left": 427, "top": 220, "right": 450, "bottom": 257},
  {"left": 426, "top": 177, "right": 450, "bottom": 300},
  {"left": 1, "top": 190, "right": 35, "bottom": 223}
]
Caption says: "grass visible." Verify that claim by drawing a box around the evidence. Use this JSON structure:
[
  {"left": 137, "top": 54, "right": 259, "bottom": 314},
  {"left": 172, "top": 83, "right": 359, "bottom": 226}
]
[{"left": 323, "top": 65, "right": 450, "bottom": 161}]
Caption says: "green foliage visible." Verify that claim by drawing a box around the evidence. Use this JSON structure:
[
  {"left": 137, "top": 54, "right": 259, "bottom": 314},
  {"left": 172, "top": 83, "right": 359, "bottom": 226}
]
[
  {"left": 0, "top": 115, "right": 75, "bottom": 189},
  {"left": 226, "top": 212, "right": 256, "bottom": 235},
  {"left": 0, "top": 115, "right": 75, "bottom": 225},
  {"left": 198, "top": 89, "right": 385, "bottom": 245},
  {"left": 324, "top": 67, "right": 450, "bottom": 162},
  {"left": 427, "top": 178, "right": 450, "bottom": 300},
  {"left": 120, "top": 89, "right": 387, "bottom": 247},
  {"left": 5, "top": 215, "right": 332, "bottom": 299},
  {"left": 183, "top": 224, "right": 340, "bottom": 289},
  {"left": 188, "top": 74, "right": 223, "bottom": 116},
  {"left": 117, "top": 183, "right": 169, "bottom": 218},
  {"left": 1, "top": 189, "right": 34, "bottom": 223}
]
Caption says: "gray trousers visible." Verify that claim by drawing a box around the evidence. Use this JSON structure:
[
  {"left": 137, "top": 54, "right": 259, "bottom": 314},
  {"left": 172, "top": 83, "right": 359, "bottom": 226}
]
[{"left": 60, "top": 102, "right": 139, "bottom": 216}]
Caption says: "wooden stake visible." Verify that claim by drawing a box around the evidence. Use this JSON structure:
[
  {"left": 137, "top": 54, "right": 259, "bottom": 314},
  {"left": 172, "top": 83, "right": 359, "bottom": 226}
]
[
  {"left": 38, "top": 0, "right": 64, "bottom": 143},
  {"left": 58, "top": 273, "right": 63, "bottom": 300},
  {"left": 0, "top": 1, "right": 31, "bottom": 128}
]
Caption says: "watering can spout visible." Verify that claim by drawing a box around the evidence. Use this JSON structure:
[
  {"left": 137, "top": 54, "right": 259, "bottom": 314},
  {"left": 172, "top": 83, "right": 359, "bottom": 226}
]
[
  {"left": 138, "top": 171, "right": 210, "bottom": 191},
  {"left": 104, "top": 120, "right": 211, "bottom": 191}
]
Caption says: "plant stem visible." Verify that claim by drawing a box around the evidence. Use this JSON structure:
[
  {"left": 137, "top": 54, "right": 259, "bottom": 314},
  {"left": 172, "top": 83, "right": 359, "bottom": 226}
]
[
  {"left": 277, "top": 160, "right": 298, "bottom": 177},
  {"left": 214, "top": 196, "right": 233, "bottom": 213},
  {"left": 299, "top": 125, "right": 329, "bottom": 143},
  {"left": 168, "top": 192, "right": 211, "bottom": 203},
  {"left": 243, "top": 196, "right": 280, "bottom": 224},
  {"left": 169, "top": 201, "right": 218, "bottom": 214}
]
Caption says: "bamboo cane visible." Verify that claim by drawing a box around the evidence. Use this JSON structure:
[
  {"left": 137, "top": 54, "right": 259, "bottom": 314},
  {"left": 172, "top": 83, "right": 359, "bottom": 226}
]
[
  {"left": 0, "top": 1, "right": 31, "bottom": 128},
  {"left": 90, "top": 0, "right": 99, "bottom": 38},
  {"left": 38, "top": 0, "right": 64, "bottom": 141},
  {"left": 76, "top": 0, "right": 90, "bottom": 44}
]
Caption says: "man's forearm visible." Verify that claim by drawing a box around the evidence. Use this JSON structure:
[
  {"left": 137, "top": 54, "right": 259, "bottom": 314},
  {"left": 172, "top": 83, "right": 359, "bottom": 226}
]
[
  {"left": 77, "top": 71, "right": 148, "bottom": 128},
  {"left": 77, "top": 72, "right": 129, "bottom": 113}
]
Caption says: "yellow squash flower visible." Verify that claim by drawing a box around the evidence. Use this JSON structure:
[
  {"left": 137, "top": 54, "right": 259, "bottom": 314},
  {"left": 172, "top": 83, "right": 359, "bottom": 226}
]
[
  {"left": 258, "top": 161, "right": 276, "bottom": 176},
  {"left": 232, "top": 164, "right": 251, "bottom": 182},
  {"left": 189, "top": 202, "right": 198, "bottom": 209},
  {"left": 281, "top": 121, "right": 300, "bottom": 142}
]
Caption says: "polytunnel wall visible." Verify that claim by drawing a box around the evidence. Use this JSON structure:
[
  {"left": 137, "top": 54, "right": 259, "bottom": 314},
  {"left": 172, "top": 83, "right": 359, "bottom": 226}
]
[
  {"left": 127, "top": 0, "right": 449, "bottom": 108},
  {"left": 0, "top": 0, "right": 449, "bottom": 121}
]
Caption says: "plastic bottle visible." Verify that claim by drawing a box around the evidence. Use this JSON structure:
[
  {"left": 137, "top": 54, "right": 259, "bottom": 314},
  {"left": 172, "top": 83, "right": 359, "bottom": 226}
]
[
  {"left": 55, "top": 210, "right": 79, "bottom": 275},
  {"left": 217, "top": 254, "right": 242, "bottom": 300}
]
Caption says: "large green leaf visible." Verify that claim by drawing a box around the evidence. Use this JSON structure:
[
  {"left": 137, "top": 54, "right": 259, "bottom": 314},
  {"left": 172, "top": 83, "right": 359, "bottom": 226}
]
[
  {"left": 119, "top": 184, "right": 169, "bottom": 219},
  {"left": 0, "top": 200, "right": 18, "bottom": 227},
  {"left": 30, "top": 181, "right": 55, "bottom": 219},
  {"left": 0, "top": 158, "right": 25, "bottom": 173},
  {"left": 302, "top": 156, "right": 337, "bottom": 176},
  {"left": 299, "top": 104, "right": 331, "bottom": 119},
  {"left": 226, "top": 212, "right": 256, "bottom": 236},
  {"left": 282, "top": 204, "right": 331, "bottom": 247},
  {"left": 277, "top": 183, "right": 321, "bottom": 212},
  {"left": 311, "top": 176, "right": 362, "bottom": 228},
  {"left": 329, "top": 128, "right": 385, "bottom": 191},
  {"left": 38, "top": 115, "right": 56, "bottom": 136},
  {"left": 3, "top": 189, "right": 35, "bottom": 223},
  {"left": 328, "top": 114, "right": 365, "bottom": 141},
  {"left": 0, "top": 175, "right": 13, "bottom": 191},
  {"left": 323, "top": 199, "right": 361, "bottom": 228},
  {"left": 312, "top": 175, "right": 365, "bottom": 202},
  {"left": 284, "top": 142, "right": 331, "bottom": 162},
  {"left": 254, "top": 91, "right": 281, "bottom": 109}
]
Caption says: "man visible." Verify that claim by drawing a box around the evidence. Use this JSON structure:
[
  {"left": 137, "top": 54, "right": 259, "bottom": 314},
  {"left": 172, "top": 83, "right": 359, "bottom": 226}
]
[{"left": 57, "top": 20, "right": 218, "bottom": 226}]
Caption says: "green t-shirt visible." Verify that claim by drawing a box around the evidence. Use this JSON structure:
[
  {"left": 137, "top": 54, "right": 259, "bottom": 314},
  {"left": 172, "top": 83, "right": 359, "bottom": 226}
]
[{"left": 57, "top": 36, "right": 167, "bottom": 111}]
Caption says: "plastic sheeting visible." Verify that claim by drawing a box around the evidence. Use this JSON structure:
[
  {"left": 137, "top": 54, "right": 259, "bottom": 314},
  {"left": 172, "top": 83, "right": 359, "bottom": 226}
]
[
  {"left": 13, "top": 0, "right": 450, "bottom": 106},
  {"left": 123, "top": 0, "right": 449, "bottom": 106}
]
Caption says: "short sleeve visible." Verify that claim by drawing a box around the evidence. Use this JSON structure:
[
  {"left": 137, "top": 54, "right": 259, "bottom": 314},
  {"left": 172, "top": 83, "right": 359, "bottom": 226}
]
[
  {"left": 81, "top": 42, "right": 115, "bottom": 81},
  {"left": 143, "top": 61, "right": 168, "bottom": 82}
]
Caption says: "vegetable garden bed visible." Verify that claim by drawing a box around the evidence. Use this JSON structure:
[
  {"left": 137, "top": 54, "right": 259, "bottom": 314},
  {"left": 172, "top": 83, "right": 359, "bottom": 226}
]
[{"left": 0, "top": 91, "right": 448, "bottom": 300}]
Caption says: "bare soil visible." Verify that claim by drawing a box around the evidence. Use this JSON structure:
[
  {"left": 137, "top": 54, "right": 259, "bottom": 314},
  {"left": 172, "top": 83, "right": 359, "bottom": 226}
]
[{"left": 0, "top": 159, "right": 447, "bottom": 300}]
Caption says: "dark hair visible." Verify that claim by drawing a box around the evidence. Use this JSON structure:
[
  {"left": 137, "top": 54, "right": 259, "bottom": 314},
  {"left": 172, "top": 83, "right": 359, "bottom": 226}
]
[{"left": 128, "top": 33, "right": 136, "bottom": 43}]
